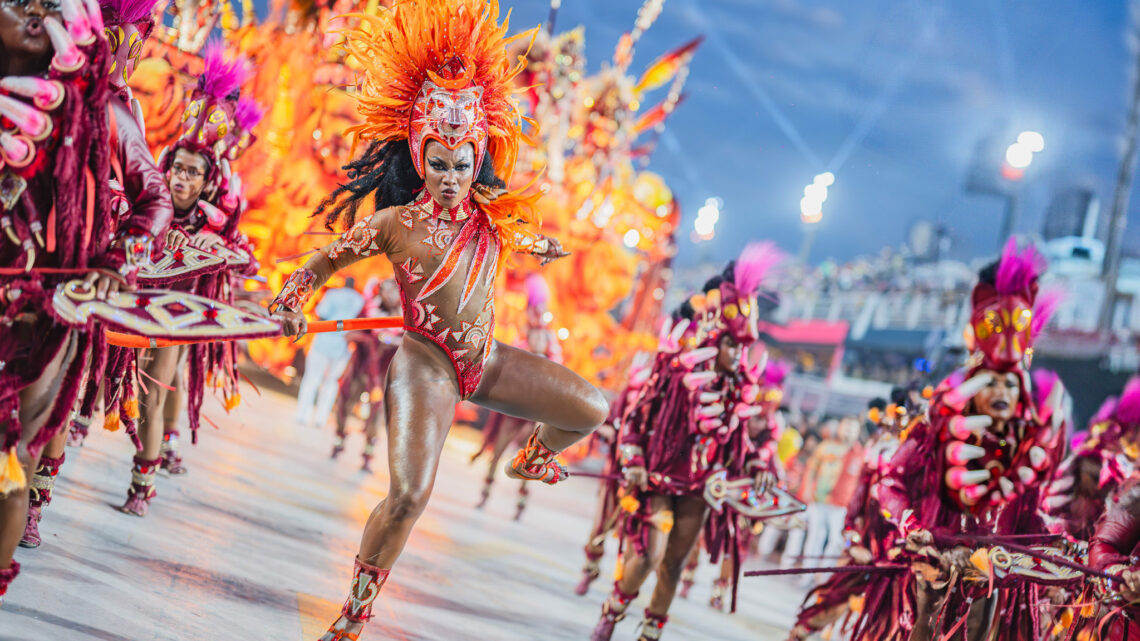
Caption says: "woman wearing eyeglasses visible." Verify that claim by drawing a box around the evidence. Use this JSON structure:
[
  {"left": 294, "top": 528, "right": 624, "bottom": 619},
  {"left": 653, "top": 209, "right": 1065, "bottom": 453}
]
[{"left": 96, "top": 46, "right": 260, "bottom": 517}]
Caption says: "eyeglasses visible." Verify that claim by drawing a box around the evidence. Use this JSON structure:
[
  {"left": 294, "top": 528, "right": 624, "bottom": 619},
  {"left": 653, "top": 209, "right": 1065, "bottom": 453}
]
[{"left": 170, "top": 164, "right": 204, "bottom": 180}]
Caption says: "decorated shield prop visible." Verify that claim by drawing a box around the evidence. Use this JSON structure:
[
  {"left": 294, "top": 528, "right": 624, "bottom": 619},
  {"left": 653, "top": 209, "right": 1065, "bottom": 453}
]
[
  {"left": 137, "top": 245, "right": 226, "bottom": 285},
  {"left": 702, "top": 468, "right": 807, "bottom": 519},
  {"left": 53, "top": 279, "right": 280, "bottom": 341},
  {"left": 968, "top": 545, "right": 1085, "bottom": 587},
  {"left": 214, "top": 244, "right": 251, "bottom": 267}
]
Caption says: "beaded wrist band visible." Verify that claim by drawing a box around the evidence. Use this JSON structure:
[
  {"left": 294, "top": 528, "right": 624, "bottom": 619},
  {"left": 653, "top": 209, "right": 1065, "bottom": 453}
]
[{"left": 270, "top": 268, "right": 316, "bottom": 313}]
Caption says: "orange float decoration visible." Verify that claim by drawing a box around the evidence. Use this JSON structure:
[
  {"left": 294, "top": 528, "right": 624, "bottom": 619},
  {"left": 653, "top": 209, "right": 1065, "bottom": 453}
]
[{"left": 129, "top": 0, "right": 697, "bottom": 387}]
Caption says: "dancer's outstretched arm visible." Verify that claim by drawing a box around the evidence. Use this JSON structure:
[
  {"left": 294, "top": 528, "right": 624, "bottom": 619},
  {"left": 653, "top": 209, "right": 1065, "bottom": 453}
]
[{"left": 273, "top": 209, "right": 399, "bottom": 335}]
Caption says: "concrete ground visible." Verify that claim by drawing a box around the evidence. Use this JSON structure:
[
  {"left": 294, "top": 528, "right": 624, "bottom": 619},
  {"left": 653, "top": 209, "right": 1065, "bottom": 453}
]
[{"left": 2, "top": 383, "right": 807, "bottom": 641}]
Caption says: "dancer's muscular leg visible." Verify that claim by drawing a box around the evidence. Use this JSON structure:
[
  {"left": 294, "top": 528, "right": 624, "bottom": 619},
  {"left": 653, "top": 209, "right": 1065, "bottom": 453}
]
[
  {"left": 473, "top": 341, "right": 606, "bottom": 452},
  {"left": 357, "top": 335, "right": 459, "bottom": 568},
  {"left": 615, "top": 495, "right": 672, "bottom": 595},
  {"left": 163, "top": 366, "right": 184, "bottom": 433},
  {"left": 40, "top": 429, "right": 67, "bottom": 463},
  {"left": 646, "top": 495, "right": 708, "bottom": 616},
  {"left": 137, "top": 347, "right": 182, "bottom": 460},
  {"left": 324, "top": 337, "right": 459, "bottom": 639},
  {"left": 19, "top": 426, "right": 69, "bottom": 548},
  {"left": 0, "top": 331, "right": 79, "bottom": 570},
  {"left": 119, "top": 347, "right": 181, "bottom": 516}
]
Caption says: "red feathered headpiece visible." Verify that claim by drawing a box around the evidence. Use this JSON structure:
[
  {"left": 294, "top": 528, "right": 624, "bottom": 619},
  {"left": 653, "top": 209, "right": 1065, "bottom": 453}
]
[
  {"left": 165, "top": 43, "right": 248, "bottom": 183},
  {"left": 699, "top": 242, "right": 783, "bottom": 346},
  {"left": 969, "top": 238, "right": 1051, "bottom": 371}
]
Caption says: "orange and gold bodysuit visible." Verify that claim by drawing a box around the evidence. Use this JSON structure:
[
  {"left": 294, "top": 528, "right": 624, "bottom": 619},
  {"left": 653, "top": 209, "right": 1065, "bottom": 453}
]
[{"left": 291, "top": 190, "right": 549, "bottom": 399}]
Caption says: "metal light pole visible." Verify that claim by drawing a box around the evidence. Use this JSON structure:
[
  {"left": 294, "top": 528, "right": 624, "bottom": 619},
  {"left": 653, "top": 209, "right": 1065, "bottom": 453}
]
[
  {"left": 998, "top": 193, "right": 1019, "bottom": 251},
  {"left": 798, "top": 224, "right": 818, "bottom": 264},
  {"left": 1099, "top": 4, "right": 1140, "bottom": 333}
]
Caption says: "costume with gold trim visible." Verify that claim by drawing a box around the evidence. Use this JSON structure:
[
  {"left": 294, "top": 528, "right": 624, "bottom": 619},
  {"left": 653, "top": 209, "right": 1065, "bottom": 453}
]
[{"left": 856, "top": 240, "right": 1070, "bottom": 641}]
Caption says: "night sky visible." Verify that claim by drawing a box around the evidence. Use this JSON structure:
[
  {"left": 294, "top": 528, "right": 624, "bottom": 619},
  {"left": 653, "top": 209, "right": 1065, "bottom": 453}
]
[
  {"left": 503, "top": 0, "right": 1134, "bottom": 268},
  {"left": 248, "top": 0, "right": 1135, "bottom": 268}
]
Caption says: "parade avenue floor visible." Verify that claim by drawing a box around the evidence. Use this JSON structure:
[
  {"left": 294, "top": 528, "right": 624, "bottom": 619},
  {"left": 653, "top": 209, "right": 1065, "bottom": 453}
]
[{"left": 2, "top": 384, "right": 803, "bottom": 641}]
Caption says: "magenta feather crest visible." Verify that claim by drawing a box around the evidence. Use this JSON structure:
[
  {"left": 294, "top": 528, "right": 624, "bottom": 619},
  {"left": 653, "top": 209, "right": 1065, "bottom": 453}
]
[
  {"left": 1091, "top": 396, "right": 1119, "bottom": 427},
  {"left": 734, "top": 241, "right": 784, "bottom": 295},
  {"left": 995, "top": 237, "right": 1047, "bottom": 296},
  {"left": 1031, "top": 287, "right": 1064, "bottom": 338},
  {"left": 234, "top": 97, "right": 266, "bottom": 131},
  {"left": 1031, "top": 369, "right": 1059, "bottom": 409},
  {"left": 525, "top": 273, "right": 550, "bottom": 307},
  {"left": 764, "top": 359, "right": 791, "bottom": 387},
  {"left": 200, "top": 42, "right": 249, "bottom": 100},
  {"left": 1115, "top": 376, "right": 1140, "bottom": 426},
  {"left": 100, "top": 0, "right": 161, "bottom": 24}
]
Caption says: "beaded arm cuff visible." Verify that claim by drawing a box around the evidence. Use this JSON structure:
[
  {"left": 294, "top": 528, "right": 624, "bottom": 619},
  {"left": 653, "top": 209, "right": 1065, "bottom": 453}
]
[{"left": 270, "top": 268, "right": 317, "bottom": 313}]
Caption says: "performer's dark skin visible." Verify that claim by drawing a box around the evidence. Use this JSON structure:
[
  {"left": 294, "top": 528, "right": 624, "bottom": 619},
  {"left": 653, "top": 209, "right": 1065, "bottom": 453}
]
[{"left": 274, "top": 139, "right": 607, "bottom": 638}]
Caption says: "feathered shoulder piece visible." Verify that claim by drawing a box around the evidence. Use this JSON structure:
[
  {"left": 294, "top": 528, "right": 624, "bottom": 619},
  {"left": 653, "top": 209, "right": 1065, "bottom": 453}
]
[{"left": 339, "top": 0, "right": 537, "bottom": 181}]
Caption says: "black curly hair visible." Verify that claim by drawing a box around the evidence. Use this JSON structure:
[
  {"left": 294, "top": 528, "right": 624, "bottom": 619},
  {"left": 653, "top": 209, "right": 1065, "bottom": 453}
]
[
  {"left": 978, "top": 260, "right": 999, "bottom": 287},
  {"left": 673, "top": 299, "right": 696, "bottom": 322},
  {"left": 314, "top": 140, "right": 505, "bottom": 232}
]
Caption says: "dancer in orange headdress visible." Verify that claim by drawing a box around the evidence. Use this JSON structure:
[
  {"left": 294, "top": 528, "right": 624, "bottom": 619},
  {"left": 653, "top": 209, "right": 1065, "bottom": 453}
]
[{"left": 268, "top": 2, "right": 607, "bottom": 638}]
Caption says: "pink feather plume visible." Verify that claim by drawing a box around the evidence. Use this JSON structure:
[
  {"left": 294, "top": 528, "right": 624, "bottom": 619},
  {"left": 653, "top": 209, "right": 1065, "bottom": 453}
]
[
  {"left": 1031, "top": 287, "right": 1065, "bottom": 338},
  {"left": 1092, "top": 396, "right": 1120, "bottom": 427},
  {"left": 200, "top": 42, "right": 249, "bottom": 99},
  {"left": 763, "top": 359, "right": 791, "bottom": 387},
  {"left": 234, "top": 97, "right": 266, "bottom": 131},
  {"left": 100, "top": 0, "right": 161, "bottom": 24},
  {"left": 734, "top": 241, "right": 784, "bottom": 295},
  {"left": 1031, "top": 369, "right": 1059, "bottom": 410},
  {"left": 995, "top": 237, "right": 1047, "bottom": 296},
  {"left": 1115, "top": 376, "right": 1140, "bottom": 426},
  {"left": 525, "top": 273, "right": 550, "bottom": 307}
]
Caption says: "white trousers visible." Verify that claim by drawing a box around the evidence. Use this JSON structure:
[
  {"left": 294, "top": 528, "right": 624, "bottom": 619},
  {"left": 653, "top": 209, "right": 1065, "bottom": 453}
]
[
  {"left": 295, "top": 349, "right": 350, "bottom": 428},
  {"left": 802, "top": 503, "right": 846, "bottom": 562}
]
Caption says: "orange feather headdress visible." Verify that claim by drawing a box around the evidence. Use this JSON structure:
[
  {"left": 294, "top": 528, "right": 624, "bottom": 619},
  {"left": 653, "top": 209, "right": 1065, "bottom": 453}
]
[{"left": 339, "top": 0, "right": 537, "bottom": 182}]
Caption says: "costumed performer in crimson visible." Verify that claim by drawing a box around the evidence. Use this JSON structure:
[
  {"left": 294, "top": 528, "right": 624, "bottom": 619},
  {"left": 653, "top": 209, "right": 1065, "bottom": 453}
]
[
  {"left": 591, "top": 246, "right": 782, "bottom": 641},
  {"left": 1086, "top": 470, "right": 1140, "bottom": 640},
  {"left": 0, "top": 0, "right": 171, "bottom": 601},
  {"left": 17, "top": 0, "right": 176, "bottom": 548},
  {"left": 864, "top": 240, "right": 1068, "bottom": 641},
  {"left": 268, "top": 1, "right": 607, "bottom": 639}
]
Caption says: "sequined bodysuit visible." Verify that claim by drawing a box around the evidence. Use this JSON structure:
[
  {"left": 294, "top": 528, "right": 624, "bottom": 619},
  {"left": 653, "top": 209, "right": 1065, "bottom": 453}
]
[{"left": 330, "top": 190, "right": 547, "bottom": 399}]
